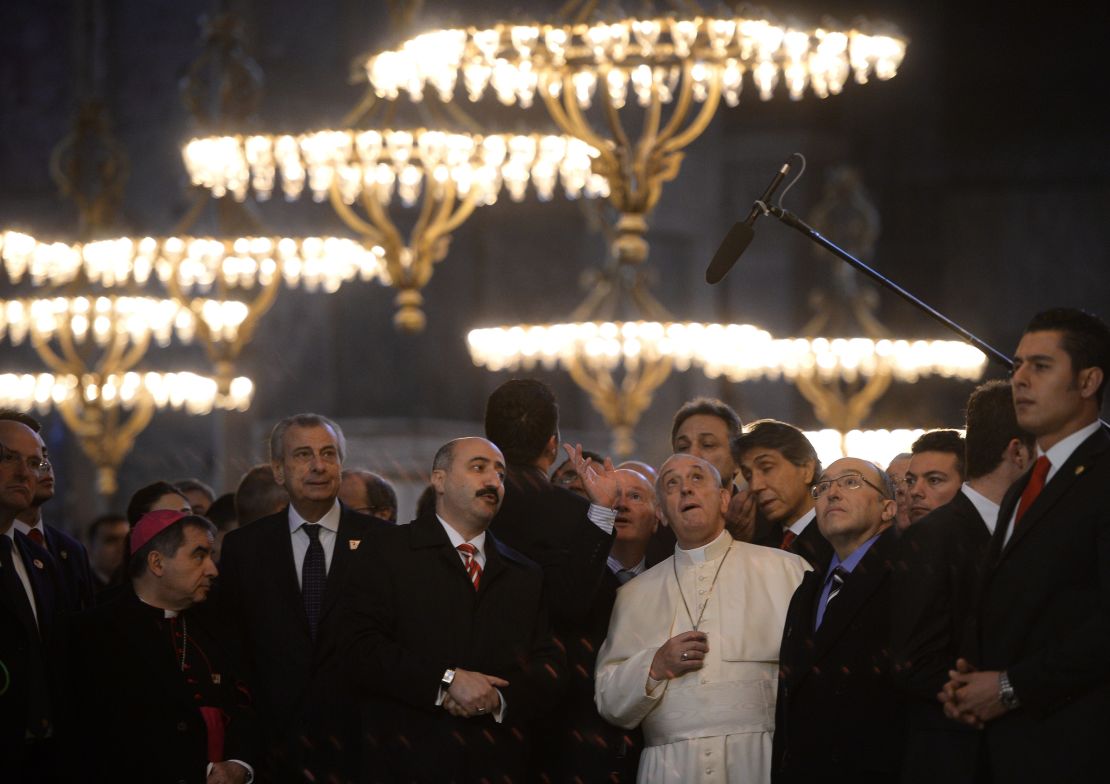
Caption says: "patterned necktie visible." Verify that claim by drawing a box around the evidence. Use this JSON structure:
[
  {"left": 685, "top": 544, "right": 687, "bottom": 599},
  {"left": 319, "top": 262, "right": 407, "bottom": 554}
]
[
  {"left": 826, "top": 566, "right": 849, "bottom": 606},
  {"left": 616, "top": 568, "right": 636, "bottom": 585},
  {"left": 457, "top": 543, "right": 482, "bottom": 590},
  {"left": 1014, "top": 455, "right": 1051, "bottom": 526},
  {"left": 27, "top": 527, "right": 45, "bottom": 548},
  {"left": 780, "top": 529, "right": 797, "bottom": 550},
  {"left": 301, "top": 524, "right": 326, "bottom": 640}
]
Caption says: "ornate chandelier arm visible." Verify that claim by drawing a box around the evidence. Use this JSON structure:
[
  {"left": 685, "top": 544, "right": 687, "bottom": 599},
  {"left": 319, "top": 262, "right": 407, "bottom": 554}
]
[
  {"left": 327, "top": 184, "right": 386, "bottom": 245},
  {"left": 361, "top": 188, "right": 406, "bottom": 252},
  {"left": 425, "top": 185, "right": 481, "bottom": 240},
  {"left": 653, "top": 61, "right": 698, "bottom": 148},
  {"left": 540, "top": 71, "right": 618, "bottom": 173},
  {"left": 100, "top": 328, "right": 151, "bottom": 377},
  {"left": 599, "top": 71, "right": 633, "bottom": 155},
  {"left": 411, "top": 176, "right": 449, "bottom": 242},
  {"left": 29, "top": 331, "right": 78, "bottom": 377},
  {"left": 659, "top": 68, "right": 721, "bottom": 154}
]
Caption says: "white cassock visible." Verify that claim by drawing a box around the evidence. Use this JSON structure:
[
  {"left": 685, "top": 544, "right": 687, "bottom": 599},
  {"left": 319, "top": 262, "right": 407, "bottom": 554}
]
[{"left": 596, "top": 531, "right": 809, "bottom": 784}]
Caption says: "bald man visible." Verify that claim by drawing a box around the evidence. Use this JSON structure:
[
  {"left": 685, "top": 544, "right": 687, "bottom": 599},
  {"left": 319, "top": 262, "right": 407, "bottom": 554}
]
[{"left": 774, "top": 458, "right": 905, "bottom": 782}]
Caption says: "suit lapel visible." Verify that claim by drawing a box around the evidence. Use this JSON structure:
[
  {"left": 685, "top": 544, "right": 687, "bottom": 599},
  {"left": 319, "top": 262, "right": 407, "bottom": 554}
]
[
  {"left": 478, "top": 534, "right": 507, "bottom": 595},
  {"left": 999, "top": 429, "right": 1109, "bottom": 557},
  {"left": 411, "top": 513, "right": 481, "bottom": 593},
  {"left": 320, "top": 507, "right": 361, "bottom": 622},
  {"left": 16, "top": 533, "right": 54, "bottom": 640},
  {"left": 810, "top": 529, "right": 894, "bottom": 664},
  {"left": 781, "top": 569, "right": 822, "bottom": 688},
  {"left": 266, "top": 511, "right": 309, "bottom": 638}
]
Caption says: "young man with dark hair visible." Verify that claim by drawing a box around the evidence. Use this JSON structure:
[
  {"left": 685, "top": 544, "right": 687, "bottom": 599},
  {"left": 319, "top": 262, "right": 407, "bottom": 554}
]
[
  {"left": 71, "top": 509, "right": 256, "bottom": 784},
  {"left": 86, "top": 512, "right": 130, "bottom": 594},
  {"left": 905, "top": 429, "right": 966, "bottom": 525},
  {"left": 893, "top": 380, "right": 1033, "bottom": 783},
  {"left": 942, "top": 307, "right": 1110, "bottom": 783},
  {"left": 174, "top": 477, "right": 217, "bottom": 517},
  {"left": 733, "top": 419, "right": 832, "bottom": 569}
]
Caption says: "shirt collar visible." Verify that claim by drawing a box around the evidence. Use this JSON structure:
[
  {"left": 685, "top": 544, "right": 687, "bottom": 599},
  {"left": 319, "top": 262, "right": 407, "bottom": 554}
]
[
  {"left": 825, "top": 529, "right": 883, "bottom": 582},
  {"left": 787, "top": 507, "right": 816, "bottom": 535},
  {"left": 13, "top": 520, "right": 42, "bottom": 537},
  {"left": 288, "top": 500, "right": 342, "bottom": 535},
  {"left": 436, "top": 514, "right": 487, "bottom": 556},
  {"left": 675, "top": 529, "right": 732, "bottom": 564},
  {"left": 1039, "top": 420, "right": 1101, "bottom": 483},
  {"left": 607, "top": 555, "right": 647, "bottom": 576},
  {"left": 960, "top": 483, "right": 1000, "bottom": 534}
]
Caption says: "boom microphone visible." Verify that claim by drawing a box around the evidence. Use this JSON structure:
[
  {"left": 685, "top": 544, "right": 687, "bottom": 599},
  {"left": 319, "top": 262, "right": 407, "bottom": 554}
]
[{"left": 705, "top": 157, "right": 794, "bottom": 284}]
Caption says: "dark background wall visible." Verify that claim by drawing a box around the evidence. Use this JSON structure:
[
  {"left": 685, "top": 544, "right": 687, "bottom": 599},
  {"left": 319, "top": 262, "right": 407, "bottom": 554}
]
[{"left": 2, "top": 0, "right": 1108, "bottom": 526}]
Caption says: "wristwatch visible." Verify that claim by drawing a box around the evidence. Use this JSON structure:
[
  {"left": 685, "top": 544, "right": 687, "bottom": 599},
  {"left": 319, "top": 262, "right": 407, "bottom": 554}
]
[
  {"left": 999, "top": 671, "right": 1020, "bottom": 710},
  {"left": 441, "top": 668, "right": 456, "bottom": 691}
]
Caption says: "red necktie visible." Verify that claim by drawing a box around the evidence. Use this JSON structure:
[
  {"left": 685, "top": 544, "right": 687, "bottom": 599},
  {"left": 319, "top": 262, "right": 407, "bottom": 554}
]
[
  {"left": 1015, "top": 456, "right": 1051, "bottom": 526},
  {"left": 457, "top": 543, "right": 482, "bottom": 590},
  {"left": 27, "top": 528, "right": 45, "bottom": 548},
  {"left": 780, "top": 530, "right": 797, "bottom": 550}
]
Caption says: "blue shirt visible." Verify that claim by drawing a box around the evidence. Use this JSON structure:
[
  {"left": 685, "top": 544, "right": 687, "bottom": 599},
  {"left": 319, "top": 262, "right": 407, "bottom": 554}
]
[{"left": 814, "top": 531, "right": 883, "bottom": 630}]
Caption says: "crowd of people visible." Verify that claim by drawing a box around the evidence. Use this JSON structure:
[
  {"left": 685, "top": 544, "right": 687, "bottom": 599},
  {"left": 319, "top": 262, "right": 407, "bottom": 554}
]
[{"left": 1, "top": 306, "right": 1107, "bottom": 784}]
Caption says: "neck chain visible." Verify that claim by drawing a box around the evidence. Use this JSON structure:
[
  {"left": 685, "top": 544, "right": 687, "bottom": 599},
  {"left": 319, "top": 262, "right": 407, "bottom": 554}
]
[{"left": 672, "top": 544, "right": 731, "bottom": 632}]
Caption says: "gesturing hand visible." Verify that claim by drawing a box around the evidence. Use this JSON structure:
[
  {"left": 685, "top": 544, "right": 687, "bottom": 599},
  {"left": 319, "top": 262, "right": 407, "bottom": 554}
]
[
  {"left": 649, "top": 631, "right": 709, "bottom": 681},
  {"left": 563, "top": 443, "right": 620, "bottom": 508}
]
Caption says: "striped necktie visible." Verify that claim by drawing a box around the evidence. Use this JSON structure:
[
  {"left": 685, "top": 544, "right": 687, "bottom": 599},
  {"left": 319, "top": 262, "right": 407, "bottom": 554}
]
[
  {"left": 826, "top": 566, "right": 849, "bottom": 605},
  {"left": 457, "top": 543, "right": 482, "bottom": 590}
]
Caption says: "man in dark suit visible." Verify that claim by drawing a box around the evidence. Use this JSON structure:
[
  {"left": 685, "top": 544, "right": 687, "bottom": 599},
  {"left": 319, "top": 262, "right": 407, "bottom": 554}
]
[
  {"left": 733, "top": 419, "right": 833, "bottom": 569},
  {"left": 904, "top": 429, "right": 965, "bottom": 526},
  {"left": 774, "top": 457, "right": 904, "bottom": 783},
  {"left": 343, "top": 437, "right": 566, "bottom": 783},
  {"left": 538, "top": 466, "right": 656, "bottom": 783},
  {"left": 0, "top": 418, "right": 65, "bottom": 783},
  {"left": 71, "top": 509, "right": 256, "bottom": 784},
  {"left": 218, "top": 413, "right": 386, "bottom": 783},
  {"left": 893, "top": 380, "right": 1034, "bottom": 783},
  {"left": 942, "top": 308, "right": 1110, "bottom": 783},
  {"left": 484, "top": 380, "right": 616, "bottom": 639},
  {"left": 1, "top": 411, "right": 95, "bottom": 612}
]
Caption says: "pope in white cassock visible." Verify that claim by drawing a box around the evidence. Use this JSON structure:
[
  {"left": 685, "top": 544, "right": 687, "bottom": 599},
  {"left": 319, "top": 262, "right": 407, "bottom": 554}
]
[{"left": 596, "top": 454, "right": 809, "bottom": 783}]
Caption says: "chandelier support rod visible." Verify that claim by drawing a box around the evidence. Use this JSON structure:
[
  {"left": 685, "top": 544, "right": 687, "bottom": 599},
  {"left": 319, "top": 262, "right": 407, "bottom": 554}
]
[{"left": 764, "top": 205, "right": 1014, "bottom": 370}]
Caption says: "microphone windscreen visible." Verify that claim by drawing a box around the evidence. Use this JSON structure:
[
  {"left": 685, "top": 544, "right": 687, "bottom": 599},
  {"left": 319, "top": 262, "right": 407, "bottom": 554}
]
[{"left": 705, "top": 222, "right": 755, "bottom": 284}]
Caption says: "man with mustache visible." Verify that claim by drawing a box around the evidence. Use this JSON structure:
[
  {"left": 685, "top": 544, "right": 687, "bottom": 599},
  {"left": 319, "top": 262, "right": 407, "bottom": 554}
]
[
  {"left": 596, "top": 453, "right": 808, "bottom": 783},
  {"left": 2, "top": 410, "right": 95, "bottom": 611},
  {"left": 70, "top": 509, "right": 257, "bottom": 784},
  {"left": 343, "top": 437, "right": 565, "bottom": 782}
]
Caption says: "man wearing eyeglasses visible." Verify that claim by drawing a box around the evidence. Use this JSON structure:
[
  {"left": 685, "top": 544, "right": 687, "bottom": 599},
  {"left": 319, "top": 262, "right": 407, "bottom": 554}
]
[
  {"left": 0, "top": 418, "right": 65, "bottom": 782},
  {"left": 217, "top": 413, "right": 388, "bottom": 784},
  {"left": 1, "top": 410, "right": 95, "bottom": 612},
  {"left": 773, "top": 457, "right": 904, "bottom": 782}
]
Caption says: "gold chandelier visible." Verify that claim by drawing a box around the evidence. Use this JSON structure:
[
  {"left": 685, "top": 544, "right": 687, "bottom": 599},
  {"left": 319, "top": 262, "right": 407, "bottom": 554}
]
[
  {"left": 181, "top": 125, "right": 607, "bottom": 331},
  {"left": 369, "top": 2, "right": 908, "bottom": 454}
]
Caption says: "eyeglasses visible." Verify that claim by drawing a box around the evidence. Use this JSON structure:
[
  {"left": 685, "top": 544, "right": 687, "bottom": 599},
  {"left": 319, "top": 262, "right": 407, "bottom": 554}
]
[
  {"left": 0, "top": 442, "right": 50, "bottom": 475},
  {"left": 811, "top": 473, "right": 886, "bottom": 499}
]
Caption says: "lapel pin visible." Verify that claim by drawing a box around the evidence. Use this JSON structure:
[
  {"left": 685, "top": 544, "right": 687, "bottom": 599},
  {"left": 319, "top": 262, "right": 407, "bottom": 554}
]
[
  {"left": 1075, "top": 465, "right": 1086, "bottom": 476},
  {"left": 211, "top": 673, "right": 222, "bottom": 685},
  {"left": 33, "top": 559, "right": 44, "bottom": 570},
  {"left": 349, "top": 539, "right": 361, "bottom": 550},
  {"left": 60, "top": 550, "right": 69, "bottom": 560}
]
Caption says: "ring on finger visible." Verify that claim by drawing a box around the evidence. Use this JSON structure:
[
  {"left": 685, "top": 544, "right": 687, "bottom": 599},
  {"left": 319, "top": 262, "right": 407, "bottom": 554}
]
[{"left": 681, "top": 651, "right": 689, "bottom": 661}]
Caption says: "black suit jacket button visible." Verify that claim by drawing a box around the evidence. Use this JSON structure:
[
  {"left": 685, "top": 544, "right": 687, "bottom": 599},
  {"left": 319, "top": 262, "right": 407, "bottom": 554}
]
[{"left": 176, "top": 721, "right": 188, "bottom": 732}]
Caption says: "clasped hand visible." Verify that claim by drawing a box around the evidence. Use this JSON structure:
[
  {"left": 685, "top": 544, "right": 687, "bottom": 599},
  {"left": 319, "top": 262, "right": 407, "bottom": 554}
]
[
  {"left": 443, "top": 668, "right": 507, "bottom": 719},
  {"left": 937, "top": 658, "right": 1009, "bottom": 729}
]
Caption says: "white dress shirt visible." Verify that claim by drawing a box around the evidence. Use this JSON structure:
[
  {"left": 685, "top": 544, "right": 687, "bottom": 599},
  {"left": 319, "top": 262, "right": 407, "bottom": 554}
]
[
  {"left": 961, "top": 483, "right": 1001, "bottom": 535},
  {"left": 288, "top": 500, "right": 342, "bottom": 588},
  {"left": 786, "top": 507, "right": 816, "bottom": 537},
  {"left": 2, "top": 526, "right": 39, "bottom": 627},
  {"left": 433, "top": 516, "right": 505, "bottom": 721}
]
